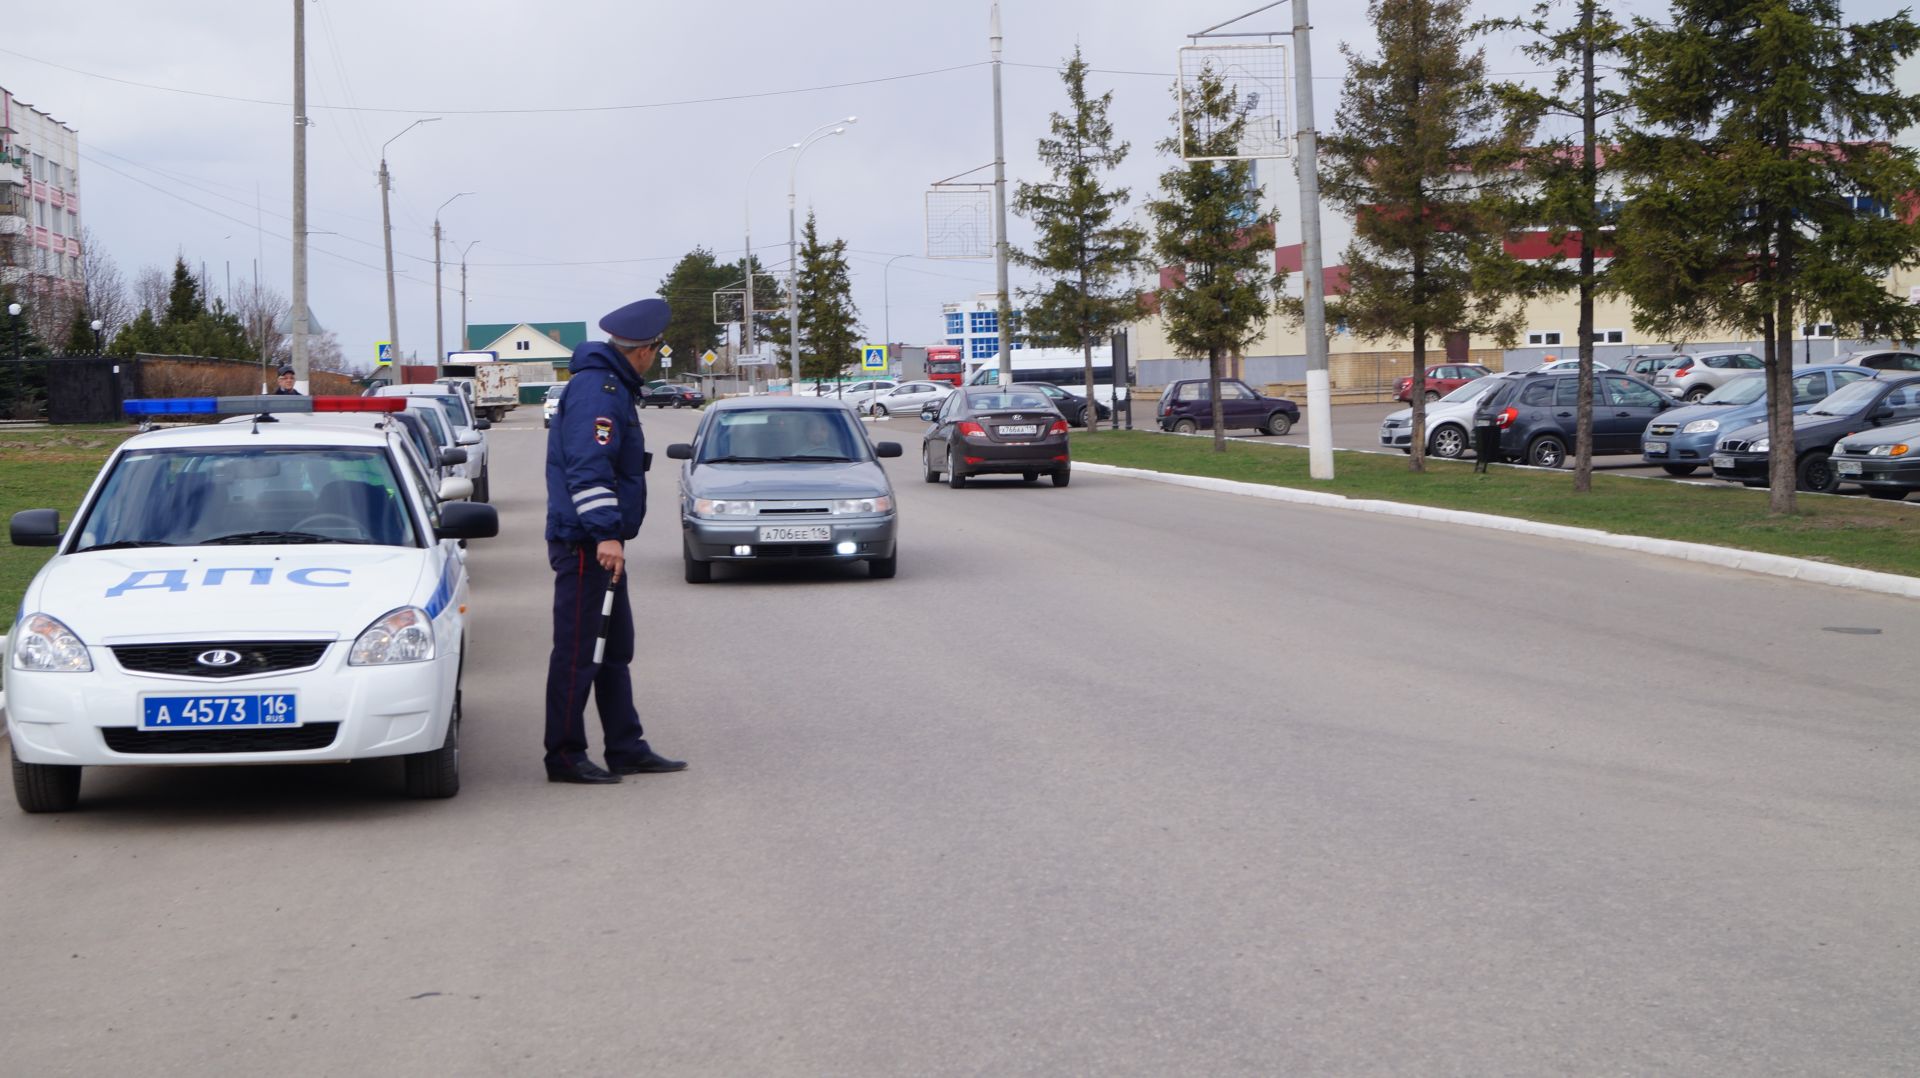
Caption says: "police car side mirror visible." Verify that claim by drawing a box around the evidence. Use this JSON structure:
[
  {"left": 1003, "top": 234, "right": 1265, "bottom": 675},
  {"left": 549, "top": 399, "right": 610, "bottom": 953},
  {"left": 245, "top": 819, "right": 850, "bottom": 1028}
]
[
  {"left": 666, "top": 443, "right": 693, "bottom": 460},
  {"left": 474, "top": 419, "right": 492, "bottom": 431},
  {"left": 441, "top": 447, "right": 468, "bottom": 466},
  {"left": 9, "top": 508, "right": 60, "bottom": 547},
  {"left": 437, "top": 477, "right": 475, "bottom": 502},
  {"left": 875, "top": 442, "right": 904, "bottom": 458},
  {"left": 458, "top": 432, "right": 482, "bottom": 446},
  {"left": 437, "top": 501, "right": 498, "bottom": 540}
]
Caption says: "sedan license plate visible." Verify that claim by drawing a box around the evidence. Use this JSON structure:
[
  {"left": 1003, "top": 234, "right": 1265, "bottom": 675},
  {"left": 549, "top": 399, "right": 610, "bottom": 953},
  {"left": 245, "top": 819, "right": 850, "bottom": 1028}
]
[
  {"left": 1712, "top": 454, "right": 1733, "bottom": 469},
  {"left": 1645, "top": 440, "right": 1667, "bottom": 455},
  {"left": 142, "top": 693, "right": 298, "bottom": 730},
  {"left": 1836, "top": 459, "right": 1863, "bottom": 475},
  {"left": 758, "top": 525, "right": 830, "bottom": 542},
  {"left": 997, "top": 425, "right": 1038, "bottom": 437}
]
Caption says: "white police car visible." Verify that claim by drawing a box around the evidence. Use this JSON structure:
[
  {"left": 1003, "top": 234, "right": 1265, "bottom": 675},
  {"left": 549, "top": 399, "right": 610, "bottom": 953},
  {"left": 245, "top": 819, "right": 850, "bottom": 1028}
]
[{"left": 4, "top": 395, "right": 498, "bottom": 812}]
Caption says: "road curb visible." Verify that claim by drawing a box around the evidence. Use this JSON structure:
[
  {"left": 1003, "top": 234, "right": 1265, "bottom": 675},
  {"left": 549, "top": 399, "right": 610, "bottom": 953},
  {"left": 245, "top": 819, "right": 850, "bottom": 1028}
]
[{"left": 1074, "top": 462, "right": 1920, "bottom": 600}]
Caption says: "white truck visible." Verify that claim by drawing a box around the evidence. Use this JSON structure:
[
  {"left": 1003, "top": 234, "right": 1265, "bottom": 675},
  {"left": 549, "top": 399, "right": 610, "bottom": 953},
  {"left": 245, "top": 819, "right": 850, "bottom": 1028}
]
[{"left": 441, "top": 351, "right": 519, "bottom": 422}]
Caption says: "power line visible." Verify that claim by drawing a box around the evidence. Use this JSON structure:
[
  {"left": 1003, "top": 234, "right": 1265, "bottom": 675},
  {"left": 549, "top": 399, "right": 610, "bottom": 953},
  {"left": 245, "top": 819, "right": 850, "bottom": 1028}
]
[{"left": 0, "top": 46, "right": 986, "bottom": 115}]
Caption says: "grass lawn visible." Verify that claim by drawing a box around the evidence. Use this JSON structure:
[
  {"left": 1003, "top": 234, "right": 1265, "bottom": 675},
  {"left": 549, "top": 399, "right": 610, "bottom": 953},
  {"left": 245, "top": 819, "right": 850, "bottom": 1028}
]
[
  {"left": 1, "top": 427, "right": 136, "bottom": 618},
  {"left": 1073, "top": 430, "right": 1920, "bottom": 579}
]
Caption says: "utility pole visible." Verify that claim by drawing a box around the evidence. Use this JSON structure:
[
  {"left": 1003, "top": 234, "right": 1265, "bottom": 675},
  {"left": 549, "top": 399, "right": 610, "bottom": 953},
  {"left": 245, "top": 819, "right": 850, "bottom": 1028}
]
[
  {"left": 433, "top": 192, "right": 471, "bottom": 363},
  {"left": 990, "top": 2, "right": 1012, "bottom": 387},
  {"left": 459, "top": 240, "right": 479, "bottom": 350},
  {"left": 380, "top": 117, "right": 439, "bottom": 379},
  {"left": 1293, "top": 0, "right": 1332, "bottom": 480},
  {"left": 291, "top": 0, "right": 309, "bottom": 389},
  {"left": 786, "top": 120, "right": 854, "bottom": 389}
]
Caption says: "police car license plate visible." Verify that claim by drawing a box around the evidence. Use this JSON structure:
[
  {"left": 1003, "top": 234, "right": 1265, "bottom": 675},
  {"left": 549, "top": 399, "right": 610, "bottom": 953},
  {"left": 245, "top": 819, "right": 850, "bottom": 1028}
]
[
  {"left": 1836, "top": 459, "right": 1863, "bottom": 475},
  {"left": 1644, "top": 441, "right": 1667, "bottom": 455},
  {"left": 141, "top": 693, "right": 298, "bottom": 730},
  {"left": 998, "top": 425, "right": 1038, "bottom": 436},
  {"left": 759, "top": 525, "right": 830, "bottom": 542}
]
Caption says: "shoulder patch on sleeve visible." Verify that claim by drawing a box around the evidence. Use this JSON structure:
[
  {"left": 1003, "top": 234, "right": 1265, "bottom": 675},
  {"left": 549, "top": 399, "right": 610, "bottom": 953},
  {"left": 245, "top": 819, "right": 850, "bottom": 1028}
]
[{"left": 593, "top": 417, "right": 614, "bottom": 445}]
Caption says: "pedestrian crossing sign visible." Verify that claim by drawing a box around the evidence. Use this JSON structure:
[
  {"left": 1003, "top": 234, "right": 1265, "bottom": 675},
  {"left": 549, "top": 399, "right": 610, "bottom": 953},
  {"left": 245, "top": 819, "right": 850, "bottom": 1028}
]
[
  {"left": 376, "top": 341, "right": 393, "bottom": 366},
  {"left": 862, "top": 345, "right": 888, "bottom": 372}
]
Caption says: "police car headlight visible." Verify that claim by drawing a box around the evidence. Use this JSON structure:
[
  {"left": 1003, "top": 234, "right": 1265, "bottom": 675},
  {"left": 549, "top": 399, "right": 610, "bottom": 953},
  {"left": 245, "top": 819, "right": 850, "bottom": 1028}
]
[
  {"left": 830, "top": 496, "right": 892, "bottom": 515},
  {"left": 1681, "top": 419, "right": 1719, "bottom": 434},
  {"left": 692, "top": 499, "right": 757, "bottom": 517},
  {"left": 349, "top": 607, "right": 436, "bottom": 666},
  {"left": 10, "top": 614, "right": 93, "bottom": 673}
]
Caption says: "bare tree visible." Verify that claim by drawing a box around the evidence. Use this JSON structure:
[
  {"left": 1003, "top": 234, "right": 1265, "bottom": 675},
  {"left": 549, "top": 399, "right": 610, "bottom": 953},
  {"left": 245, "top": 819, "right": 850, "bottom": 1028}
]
[
  {"left": 230, "top": 282, "right": 290, "bottom": 366},
  {"left": 132, "top": 265, "right": 170, "bottom": 317},
  {"left": 80, "top": 228, "right": 134, "bottom": 340},
  {"left": 308, "top": 330, "right": 349, "bottom": 374}
]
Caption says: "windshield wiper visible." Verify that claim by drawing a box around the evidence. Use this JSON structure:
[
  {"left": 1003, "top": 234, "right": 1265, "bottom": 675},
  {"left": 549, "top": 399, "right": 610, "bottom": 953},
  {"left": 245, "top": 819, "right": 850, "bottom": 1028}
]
[
  {"left": 777, "top": 454, "right": 854, "bottom": 462},
  {"left": 702, "top": 455, "right": 779, "bottom": 463},
  {"left": 74, "top": 540, "right": 175, "bottom": 553},
  {"left": 204, "top": 530, "right": 356, "bottom": 545}
]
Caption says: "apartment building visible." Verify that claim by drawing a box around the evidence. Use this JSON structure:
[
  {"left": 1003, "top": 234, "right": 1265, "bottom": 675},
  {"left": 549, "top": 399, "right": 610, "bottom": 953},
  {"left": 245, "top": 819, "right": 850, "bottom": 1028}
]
[{"left": 0, "top": 86, "right": 82, "bottom": 307}]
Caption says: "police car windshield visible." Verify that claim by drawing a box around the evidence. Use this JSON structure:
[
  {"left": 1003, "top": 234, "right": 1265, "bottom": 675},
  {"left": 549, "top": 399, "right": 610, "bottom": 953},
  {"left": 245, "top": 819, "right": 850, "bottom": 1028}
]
[
  {"left": 699, "top": 409, "right": 864, "bottom": 463},
  {"left": 73, "top": 446, "right": 418, "bottom": 550}
]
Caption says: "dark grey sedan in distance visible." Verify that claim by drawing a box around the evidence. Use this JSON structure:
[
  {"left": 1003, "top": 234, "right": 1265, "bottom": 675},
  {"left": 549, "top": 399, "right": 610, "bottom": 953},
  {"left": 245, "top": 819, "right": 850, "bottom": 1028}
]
[{"left": 666, "top": 398, "right": 902, "bottom": 582}]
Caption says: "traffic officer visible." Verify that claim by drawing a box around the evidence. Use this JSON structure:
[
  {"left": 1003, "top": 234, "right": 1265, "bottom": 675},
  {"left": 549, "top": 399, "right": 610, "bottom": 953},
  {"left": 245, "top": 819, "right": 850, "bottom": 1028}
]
[
  {"left": 272, "top": 366, "right": 302, "bottom": 395},
  {"left": 542, "top": 298, "right": 687, "bottom": 784}
]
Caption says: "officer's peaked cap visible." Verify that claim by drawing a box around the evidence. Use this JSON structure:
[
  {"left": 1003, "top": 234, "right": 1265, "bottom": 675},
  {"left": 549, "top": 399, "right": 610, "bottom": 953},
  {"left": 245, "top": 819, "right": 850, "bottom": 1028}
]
[
  {"left": 277, "top": 365, "right": 296, "bottom": 376},
  {"left": 600, "top": 298, "right": 671, "bottom": 343}
]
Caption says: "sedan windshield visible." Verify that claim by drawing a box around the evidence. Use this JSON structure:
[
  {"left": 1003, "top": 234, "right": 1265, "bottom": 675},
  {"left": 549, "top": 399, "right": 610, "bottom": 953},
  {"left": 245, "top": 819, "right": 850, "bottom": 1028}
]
[
  {"left": 73, "top": 446, "right": 417, "bottom": 550},
  {"left": 699, "top": 409, "right": 867, "bottom": 463},
  {"left": 1702, "top": 374, "right": 1766, "bottom": 406},
  {"left": 1440, "top": 377, "right": 1502, "bottom": 404},
  {"left": 1807, "top": 378, "right": 1885, "bottom": 416}
]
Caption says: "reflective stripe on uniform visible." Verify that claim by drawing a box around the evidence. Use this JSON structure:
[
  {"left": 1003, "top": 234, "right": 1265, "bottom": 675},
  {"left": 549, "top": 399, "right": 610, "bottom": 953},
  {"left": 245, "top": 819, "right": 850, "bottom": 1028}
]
[
  {"left": 576, "top": 497, "right": 619, "bottom": 515},
  {"left": 572, "top": 486, "right": 613, "bottom": 504}
]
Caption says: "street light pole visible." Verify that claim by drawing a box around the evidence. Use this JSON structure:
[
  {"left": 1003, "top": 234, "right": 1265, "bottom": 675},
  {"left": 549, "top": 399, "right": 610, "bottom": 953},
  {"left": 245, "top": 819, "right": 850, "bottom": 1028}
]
[
  {"left": 883, "top": 253, "right": 908, "bottom": 378},
  {"left": 1292, "top": 0, "right": 1333, "bottom": 480},
  {"left": 379, "top": 117, "right": 440, "bottom": 375},
  {"left": 458, "top": 240, "right": 479, "bottom": 351},
  {"left": 291, "top": 0, "right": 309, "bottom": 389},
  {"left": 433, "top": 191, "right": 473, "bottom": 363},
  {"left": 746, "top": 142, "right": 798, "bottom": 396},
  {"left": 990, "top": 2, "right": 1012, "bottom": 387},
  {"left": 786, "top": 117, "right": 857, "bottom": 390}
]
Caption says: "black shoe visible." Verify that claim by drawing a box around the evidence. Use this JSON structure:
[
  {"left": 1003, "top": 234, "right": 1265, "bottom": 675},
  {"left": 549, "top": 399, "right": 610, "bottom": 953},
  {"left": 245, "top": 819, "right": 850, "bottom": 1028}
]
[
  {"left": 546, "top": 760, "right": 622, "bottom": 784},
  {"left": 609, "top": 748, "right": 687, "bottom": 775}
]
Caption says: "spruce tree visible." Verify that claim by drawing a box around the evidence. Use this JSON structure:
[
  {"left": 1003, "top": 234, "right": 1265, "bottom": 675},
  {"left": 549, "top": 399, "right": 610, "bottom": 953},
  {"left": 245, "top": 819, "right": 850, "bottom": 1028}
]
[
  {"left": 1013, "top": 48, "right": 1147, "bottom": 432},
  {"left": 1146, "top": 66, "right": 1282, "bottom": 453},
  {"left": 1486, "top": 0, "right": 1630, "bottom": 490},
  {"left": 1617, "top": 0, "right": 1920, "bottom": 513},
  {"left": 786, "top": 212, "right": 861, "bottom": 384},
  {"left": 1324, "top": 0, "right": 1528, "bottom": 472}
]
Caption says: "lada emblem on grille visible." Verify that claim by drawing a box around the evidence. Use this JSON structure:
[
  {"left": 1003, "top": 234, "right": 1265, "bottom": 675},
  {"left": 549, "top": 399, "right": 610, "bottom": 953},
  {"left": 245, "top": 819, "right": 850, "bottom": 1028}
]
[{"left": 196, "top": 649, "right": 243, "bottom": 668}]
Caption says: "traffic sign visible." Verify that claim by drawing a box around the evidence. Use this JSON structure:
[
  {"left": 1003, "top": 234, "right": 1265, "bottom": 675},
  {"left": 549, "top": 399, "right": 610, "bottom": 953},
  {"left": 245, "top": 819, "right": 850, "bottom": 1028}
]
[
  {"left": 861, "top": 344, "right": 888, "bottom": 372},
  {"left": 376, "top": 341, "right": 393, "bottom": 365},
  {"left": 659, "top": 343, "right": 673, "bottom": 358},
  {"left": 736, "top": 353, "right": 773, "bottom": 366},
  {"left": 701, "top": 349, "right": 720, "bottom": 368}
]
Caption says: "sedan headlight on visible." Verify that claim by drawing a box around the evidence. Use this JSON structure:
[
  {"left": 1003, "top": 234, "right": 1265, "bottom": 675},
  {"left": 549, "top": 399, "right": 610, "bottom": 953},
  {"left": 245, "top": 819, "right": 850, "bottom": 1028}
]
[
  {"left": 1867, "top": 443, "right": 1911, "bottom": 457},
  {"left": 1681, "top": 419, "right": 1720, "bottom": 434},
  {"left": 1750, "top": 438, "right": 1770, "bottom": 453},
  {"left": 830, "top": 496, "right": 893, "bottom": 515},
  {"left": 10, "top": 614, "right": 92, "bottom": 672},
  {"left": 350, "top": 606, "right": 436, "bottom": 666},
  {"left": 692, "top": 499, "right": 758, "bottom": 517}
]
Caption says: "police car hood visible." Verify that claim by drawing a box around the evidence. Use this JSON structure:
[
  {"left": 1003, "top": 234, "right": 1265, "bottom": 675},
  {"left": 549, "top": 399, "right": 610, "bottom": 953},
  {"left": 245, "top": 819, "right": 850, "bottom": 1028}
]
[{"left": 28, "top": 546, "right": 436, "bottom": 644}]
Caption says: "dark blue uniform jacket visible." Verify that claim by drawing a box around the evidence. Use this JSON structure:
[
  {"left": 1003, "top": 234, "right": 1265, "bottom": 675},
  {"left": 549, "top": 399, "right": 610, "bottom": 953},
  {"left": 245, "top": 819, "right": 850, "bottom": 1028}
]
[{"left": 545, "top": 342, "right": 648, "bottom": 544}]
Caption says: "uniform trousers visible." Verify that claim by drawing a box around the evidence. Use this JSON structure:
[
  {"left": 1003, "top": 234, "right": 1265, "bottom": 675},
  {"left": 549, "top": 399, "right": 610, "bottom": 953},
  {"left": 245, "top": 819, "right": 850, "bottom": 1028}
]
[{"left": 544, "top": 541, "right": 648, "bottom": 768}]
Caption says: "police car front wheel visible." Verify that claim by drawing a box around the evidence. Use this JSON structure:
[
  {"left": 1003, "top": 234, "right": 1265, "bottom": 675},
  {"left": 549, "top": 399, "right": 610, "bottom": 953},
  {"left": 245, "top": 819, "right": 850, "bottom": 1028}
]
[
  {"left": 402, "top": 689, "right": 461, "bottom": 799},
  {"left": 11, "top": 744, "right": 81, "bottom": 814}
]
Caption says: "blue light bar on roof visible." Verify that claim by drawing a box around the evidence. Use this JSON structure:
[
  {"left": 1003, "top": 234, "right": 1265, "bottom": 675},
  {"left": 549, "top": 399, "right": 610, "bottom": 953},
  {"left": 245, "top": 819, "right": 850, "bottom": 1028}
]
[{"left": 124, "top": 396, "right": 405, "bottom": 417}]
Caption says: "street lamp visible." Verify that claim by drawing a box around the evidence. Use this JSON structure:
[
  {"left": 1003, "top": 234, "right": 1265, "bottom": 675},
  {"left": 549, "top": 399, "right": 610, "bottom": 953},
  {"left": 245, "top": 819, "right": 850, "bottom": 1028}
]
[
  {"left": 882, "top": 253, "right": 908, "bottom": 380},
  {"left": 787, "top": 116, "right": 858, "bottom": 388},
  {"left": 434, "top": 191, "right": 474, "bottom": 362},
  {"left": 379, "top": 117, "right": 441, "bottom": 373},
  {"left": 90, "top": 318, "right": 103, "bottom": 352},
  {"left": 744, "top": 142, "right": 800, "bottom": 395},
  {"left": 458, "top": 239, "right": 480, "bottom": 351},
  {"left": 6, "top": 302, "right": 20, "bottom": 363}
]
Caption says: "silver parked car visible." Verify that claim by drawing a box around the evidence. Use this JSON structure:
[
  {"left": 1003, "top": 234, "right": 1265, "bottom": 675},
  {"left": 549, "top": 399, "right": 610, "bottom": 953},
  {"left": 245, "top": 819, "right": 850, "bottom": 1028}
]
[
  {"left": 1379, "top": 372, "right": 1515, "bottom": 458},
  {"left": 857, "top": 380, "right": 951, "bottom": 417},
  {"left": 1652, "top": 349, "right": 1766, "bottom": 401},
  {"left": 666, "top": 398, "right": 903, "bottom": 583}
]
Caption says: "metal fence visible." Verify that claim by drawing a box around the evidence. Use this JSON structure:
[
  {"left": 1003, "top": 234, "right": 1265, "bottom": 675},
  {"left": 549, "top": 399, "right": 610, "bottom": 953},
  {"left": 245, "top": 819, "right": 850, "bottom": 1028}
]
[{"left": 0, "top": 353, "right": 358, "bottom": 424}]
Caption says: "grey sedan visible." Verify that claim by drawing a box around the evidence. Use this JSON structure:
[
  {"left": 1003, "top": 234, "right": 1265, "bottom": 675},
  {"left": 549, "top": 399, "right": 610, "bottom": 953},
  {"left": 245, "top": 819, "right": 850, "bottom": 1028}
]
[{"left": 665, "top": 398, "right": 903, "bottom": 582}]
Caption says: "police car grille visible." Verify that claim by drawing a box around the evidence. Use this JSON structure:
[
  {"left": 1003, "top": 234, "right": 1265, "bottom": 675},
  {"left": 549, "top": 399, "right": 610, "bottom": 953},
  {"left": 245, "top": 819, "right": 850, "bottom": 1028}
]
[
  {"left": 103, "top": 723, "right": 341, "bottom": 754},
  {"left": 112, "top": 642, "right": 331, "bottom": 678}
]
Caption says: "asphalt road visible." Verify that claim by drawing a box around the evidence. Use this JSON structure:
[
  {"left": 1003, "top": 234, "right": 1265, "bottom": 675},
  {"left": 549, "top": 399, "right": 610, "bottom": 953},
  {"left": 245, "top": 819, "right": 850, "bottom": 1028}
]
[{"left": 4, "top": 403, "right": 1919, "bottom": 1075}]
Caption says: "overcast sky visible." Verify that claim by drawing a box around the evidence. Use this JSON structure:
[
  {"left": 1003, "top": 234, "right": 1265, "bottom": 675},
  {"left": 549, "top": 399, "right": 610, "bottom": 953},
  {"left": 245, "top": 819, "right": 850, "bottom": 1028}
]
[{"left": 3, "top": 0, "right": 1906, "bottom": 369}]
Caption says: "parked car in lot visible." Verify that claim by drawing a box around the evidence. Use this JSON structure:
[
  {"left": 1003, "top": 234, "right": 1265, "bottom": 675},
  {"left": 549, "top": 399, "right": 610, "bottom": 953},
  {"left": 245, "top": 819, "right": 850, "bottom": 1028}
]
[
  {"left": 921, "top": 385, "right": 1072, "bottom": 487},
  {"left": 1836, "top": 349, "right": 1920, "bottom": 372},
  {"left": 642, "top": 384, "right": 706, "bottom": 408},
  {"left": 1379, "top": 372, "right": 1515, "bottom": 458},
  {"left": 1156, "top": 378, "right": 1299, "bottom": 436},
  {"left": 1012, "top": 381, "right": 1110, "bottom": 427},
  {"left": 1394, "top": 364, "right": 1491, "bottom": 403},
  {"left": 1830, "top": 418, "right": 1920, "bottom": 500},
  {"left": 542, "top": 383, "right": 564, "bottom": 429},
  {"left": 1652, "top": 349, "right": 1766, "bottom": 400},
  {"left": 666, "top": 398, "right": 901, "bottom": 582},
  {"left": 855, "top": 380, "right": 950, "bottom": 418},
  {"left": 1640, "top": 365, "right": 1871, "bottom": 475},
  {"left": 6, "top": 395, "right": 499, "bottom": 812},
  {"left": 1475, "top": 371, "right": 1674, "bottom": 468},
  {"left": 1710, "top": 374, "right": 1920, "bottom": 491},
  {"left": 1624, "top": 353, "right": 1688, "bottom": 378},
  {"left": 821, "top": 378, "right": 896, "bottom": 400},
  {"left": 1535, "top": 358, "right": 1615, "bottom": 373}
]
